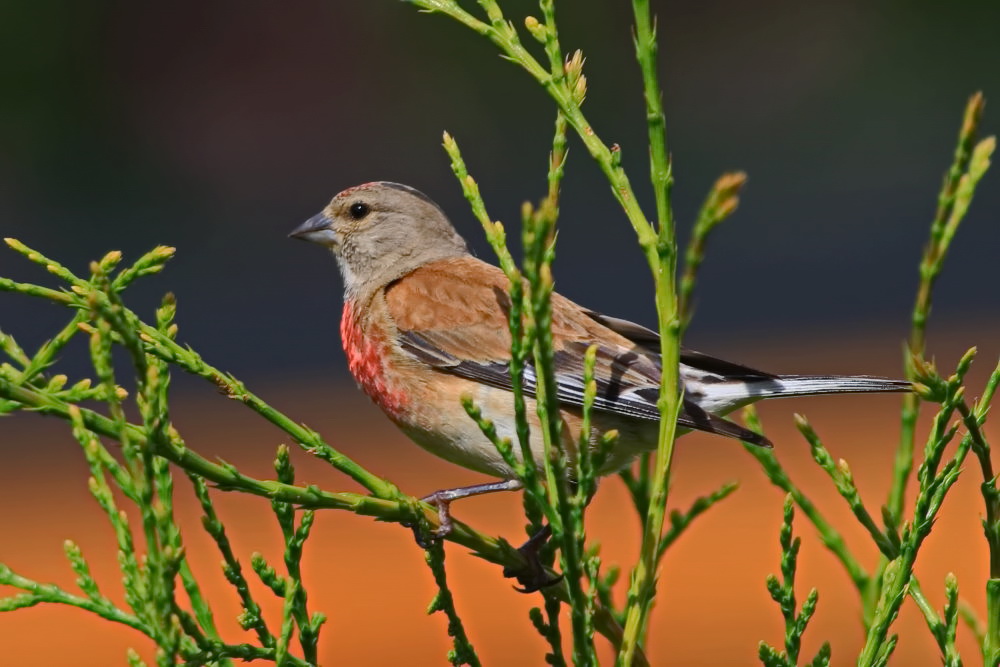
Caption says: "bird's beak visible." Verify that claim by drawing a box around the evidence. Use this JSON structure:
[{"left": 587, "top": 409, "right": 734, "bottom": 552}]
[{"left": 289, "top": 212, "right": 338, "bottom": 247}]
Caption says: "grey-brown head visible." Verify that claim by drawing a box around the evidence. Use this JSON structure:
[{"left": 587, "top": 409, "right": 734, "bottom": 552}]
[{"left": 290, "top": 182, "right": 469, "bottom": 298}]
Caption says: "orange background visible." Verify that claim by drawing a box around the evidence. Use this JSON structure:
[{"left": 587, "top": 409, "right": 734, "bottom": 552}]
[{"left": 1, "top": 329, "right": 996, "bottom": 665}]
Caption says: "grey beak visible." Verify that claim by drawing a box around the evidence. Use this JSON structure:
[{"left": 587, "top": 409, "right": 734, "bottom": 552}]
[{"left": 289, "top": 212, "right": 333, "bottom": 240}]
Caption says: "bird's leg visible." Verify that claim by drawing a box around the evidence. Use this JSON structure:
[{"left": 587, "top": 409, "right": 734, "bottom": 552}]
[
  {"left": 413, "top": 479, "right": 524, "bottom": 546},
  {"left": 415, "top": 480, "right": 562, "bottom": 592}
]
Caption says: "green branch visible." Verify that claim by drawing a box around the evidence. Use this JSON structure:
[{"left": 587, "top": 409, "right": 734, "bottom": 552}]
[
  {"left": 758, "top": 496, "right": 830, "bottom": 667},
  {"left": 679, "top": 172, "right": 747, "bottom": 333},
  {"left": 889, "top": 93, "right": 992, "bottom": 524},
  {"left": 617, "top": 2, "right": 684, "bottom": 662},
  {"left": 425, "top": 539, "right": 482, "bottom": 667}
]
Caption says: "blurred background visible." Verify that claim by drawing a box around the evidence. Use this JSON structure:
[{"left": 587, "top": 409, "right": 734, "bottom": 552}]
[{"left": 1, "top": 0, "right": 998, "bottom": 664}]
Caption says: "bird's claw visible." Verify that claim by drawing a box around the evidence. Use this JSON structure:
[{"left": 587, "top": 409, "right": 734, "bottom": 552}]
[
  {"left": 507, "top": 569, "right": 564, "bottom": 594},
  {"left": 503, "top": 524, "right": 562, "bottom": 593},
  {"left": 421, "top": 490, "right": 455, "bottom": 535},
  {"left": 412, "top": 480, "right": 524, "bottom": 548},
  {"left": 406, "top": 490, "right": 455, "bottom": 548},
  {"left": 408, "top": 524, "right": 438, "bottom": 549}
]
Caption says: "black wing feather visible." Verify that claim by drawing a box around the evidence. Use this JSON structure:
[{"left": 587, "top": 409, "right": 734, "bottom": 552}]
[
  {"left": 582, "top": 308, "right": 776, "bottom": 380},
  {"left": 398, "top": 330, "right": 772, "bottom": 447}
]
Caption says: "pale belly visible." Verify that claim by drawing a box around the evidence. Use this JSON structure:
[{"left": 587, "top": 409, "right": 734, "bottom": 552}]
[{"left": 396, "top": 380, "right": 659, "bottom": 479}]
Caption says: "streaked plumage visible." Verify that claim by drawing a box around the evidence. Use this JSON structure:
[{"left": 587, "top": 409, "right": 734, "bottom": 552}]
[{"left": 291, "top": 181, "right": 910, "bottom": 480}]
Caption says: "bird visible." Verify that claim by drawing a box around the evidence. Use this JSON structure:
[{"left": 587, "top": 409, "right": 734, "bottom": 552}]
[{"left": 290, "top": 181, "right": 910, "bottom": 531}]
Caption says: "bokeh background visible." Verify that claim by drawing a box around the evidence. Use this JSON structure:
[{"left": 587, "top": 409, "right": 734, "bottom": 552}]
[{"left": 1, "top": 1, "right": 998, "bottom": 664}]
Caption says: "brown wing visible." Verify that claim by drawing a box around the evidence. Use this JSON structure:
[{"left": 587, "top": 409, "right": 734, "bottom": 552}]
[
  {"left": 385, "top": 256, "right": 515, "bottom": 366},
  {"left": 385, "top": 256, "right": 770, "bottom": 447}
]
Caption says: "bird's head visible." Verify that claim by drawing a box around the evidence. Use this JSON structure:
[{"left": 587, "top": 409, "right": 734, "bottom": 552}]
[{"left": 290, "top": 182, "right": 469, "bottom": 297}]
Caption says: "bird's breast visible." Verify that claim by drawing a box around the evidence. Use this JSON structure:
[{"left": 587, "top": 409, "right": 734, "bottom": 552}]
[{"left": 341, "top": 301, "right": 409, "bottom": 420}]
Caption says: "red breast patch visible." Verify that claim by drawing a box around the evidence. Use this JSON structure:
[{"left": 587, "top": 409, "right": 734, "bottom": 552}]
[{"left": 341, "top": 302, "right": 409, "bottom": 420}]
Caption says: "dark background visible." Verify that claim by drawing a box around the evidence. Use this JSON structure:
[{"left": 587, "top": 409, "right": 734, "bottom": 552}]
[{"left": 2, "top": 1, "right": 997, "bottom": 385}]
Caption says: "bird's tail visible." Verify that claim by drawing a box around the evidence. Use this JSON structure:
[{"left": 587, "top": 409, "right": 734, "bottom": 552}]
[
  {"left": 691, "top": 374, "right": 911, "bottom": 416},
  {"left": 771, "top": 375, "right": 912, "bottom": 398}
]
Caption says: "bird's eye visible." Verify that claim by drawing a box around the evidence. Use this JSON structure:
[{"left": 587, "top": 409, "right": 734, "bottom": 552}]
[{"left": 349, "top": 202, "right": 370, "bottom": 220}]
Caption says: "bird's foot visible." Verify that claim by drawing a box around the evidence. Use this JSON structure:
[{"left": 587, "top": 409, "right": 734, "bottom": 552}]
[
  {"left": 504, "top": 524, "right": 563, "bottom": 593},
  {"left": 409, "top": 479, "right": 525, "bottom": 548},
  {"left": 416, "top": 489, "right": 456, "bottom": 545}
]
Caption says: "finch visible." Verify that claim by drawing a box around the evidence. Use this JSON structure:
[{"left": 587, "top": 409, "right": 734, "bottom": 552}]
[{"left": 290, "top": 181, "right": 909, "bottom": 485}]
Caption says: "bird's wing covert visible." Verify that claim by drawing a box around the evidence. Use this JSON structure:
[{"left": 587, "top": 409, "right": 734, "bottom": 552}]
[{"left": 385, "top": 258, "right": 771, "bottom": 447}]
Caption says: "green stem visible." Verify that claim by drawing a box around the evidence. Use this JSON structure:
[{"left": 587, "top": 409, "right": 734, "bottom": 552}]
[
  {"left": 859, "top": 363, "right": 973, "bottom": 664},
  {"left": 741, "top": 411, "right": 869, "bottom": 593},
  {"left": 986, "top": 579, "right": 1000, "bottom": 667},
  {"left": 425, "top": 540, "right": 482, "bottom": 667},
  {"left": 191, "top": 474, "right": 274, "bottom": 648},
  {"left": 617, "top": 2, "right": 682, "bottom": 663},
  {"left": 888, "top": 93, "right": 987, "bottom": 524},
  {"left": 407, "top": 0, "right": 659, "bottom": 253},
  {"left": 656, "top": 482, "right": 738, "bottom": 560},
  {"left": 633, "top": 0, "right": 672, "bottom": 228},
  {"left": 3, "top": 258, "right": 400, "bottom": 501},
  {"left": 0, "top": 563, "right": 151, "bottom": 635},
  {"left": 0, "top": 375, "right": 639, "bottom": 660},
  {"left": 678, "top": 172, "right": 746, "bottom": 333}
]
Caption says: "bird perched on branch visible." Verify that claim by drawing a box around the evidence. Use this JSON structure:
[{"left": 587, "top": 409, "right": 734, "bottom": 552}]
[{"left": 290, "top": 181, "right": 909, "bottom": 529}]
